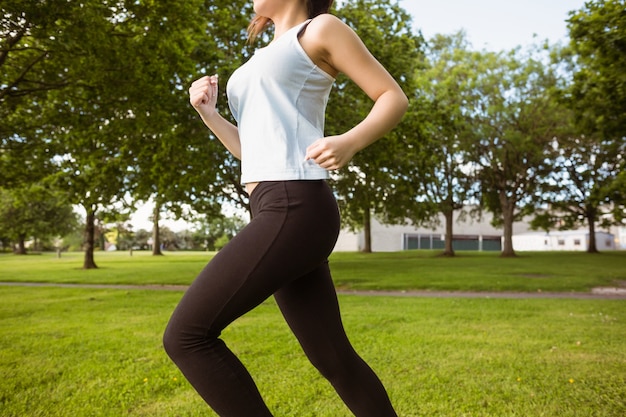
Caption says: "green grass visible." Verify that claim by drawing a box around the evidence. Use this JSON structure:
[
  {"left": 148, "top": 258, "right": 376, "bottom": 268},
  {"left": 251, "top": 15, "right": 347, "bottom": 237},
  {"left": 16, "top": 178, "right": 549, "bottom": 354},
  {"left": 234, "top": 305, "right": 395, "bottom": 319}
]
[
  {"left": 1, "top": 251, "right": 625, "bottom": 416},
  {"left": 330, "top": 250, "right": 626, "bottom": 292},
  {"left": 1, "top": 250, "right": 625, "bottom": 292},
  {"left": 0, "top": 286, "right": 624, "bottom": 416}
]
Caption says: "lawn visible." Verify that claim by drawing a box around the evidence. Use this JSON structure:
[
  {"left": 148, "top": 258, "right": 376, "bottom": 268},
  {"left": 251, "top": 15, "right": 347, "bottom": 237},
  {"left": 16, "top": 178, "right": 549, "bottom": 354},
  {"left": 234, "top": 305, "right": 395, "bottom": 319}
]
[
  {"left": 1, "top": 251, "right": 625, "bottom": 416},
  {"left": 1, "top": 249, "right": 625, "bottom": 292}
]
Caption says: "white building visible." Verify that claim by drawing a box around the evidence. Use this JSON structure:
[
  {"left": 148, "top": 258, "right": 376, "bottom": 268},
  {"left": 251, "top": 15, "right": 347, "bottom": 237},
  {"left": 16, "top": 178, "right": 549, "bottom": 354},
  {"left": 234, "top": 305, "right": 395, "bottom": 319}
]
[
  {"left": 616, "top": 226, "right": 626, "bottom": 250},
  {"left": 333, "top": 210, "right": 621, "bottom": 253},
  {"left": 334, "top": 210, "right": 535, "bottom": 252},
  {"left": 512, "top": 230, "right": 616, "bottom": 252}
]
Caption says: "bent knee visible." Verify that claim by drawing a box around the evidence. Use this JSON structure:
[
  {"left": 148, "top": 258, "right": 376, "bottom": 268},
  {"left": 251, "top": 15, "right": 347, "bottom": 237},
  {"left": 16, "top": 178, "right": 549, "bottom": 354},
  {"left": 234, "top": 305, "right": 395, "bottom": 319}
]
[
  {"left": 163, "top": 320, "right": 222, "bottom": 362},
  {"left": 309, "top": 347, "right": 362, "bottom": 380},
  {"left": 162, "top": 322, "right": 182, "bottom": 360}
]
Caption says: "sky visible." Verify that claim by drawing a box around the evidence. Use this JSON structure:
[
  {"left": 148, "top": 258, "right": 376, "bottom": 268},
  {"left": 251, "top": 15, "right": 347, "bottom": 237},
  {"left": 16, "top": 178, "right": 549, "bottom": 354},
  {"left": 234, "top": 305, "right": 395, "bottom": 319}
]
[
  {"left": 399, "top": 0, "right": 587, "bottom": 51},
  {"left": 130, "top": 0, "right": 589, "bottom": 232}
]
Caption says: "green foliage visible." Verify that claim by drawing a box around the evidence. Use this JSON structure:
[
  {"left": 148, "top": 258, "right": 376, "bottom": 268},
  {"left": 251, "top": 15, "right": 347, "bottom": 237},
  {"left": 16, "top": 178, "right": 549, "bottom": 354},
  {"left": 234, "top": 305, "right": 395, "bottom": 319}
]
[
  {"left": 607, "top": 170, "right": 626, "bottom": 223},
  {"left": 535, "top": 134, "right": 624, "bottom": 243},
  {"left": 0, "top": 0, "right": 254, "bottom": 266},
  {"left": 543, "top": 0, "right": 626, "bottom": 250},
  {"left": 0, "top": 184, "right": 77, "bottom": 253},
  {"left": 130, "top": 0, "right": 254, "bottom": 221},
  {"left": 2, "top": 0, "right": 623, "bottom": 264},
  {"left": 328, "top": 0, "right": 425, "bottom": 245},
  {"left": 411, "top": 32, "right": 484, "bottom": 255},
  {"left": 567, "top": 0, "right": 626, "bottom": 138},
  {"left": 192, "top": 213, "right": 246, "bottom": 251},
  {"left": 410, "top": 34, "right": 571, "bottom": 257},
  {"left": 468, "top": 46, "right": 567, "bottom": 256},
  {"left": 0, "top": 1, "right": 74, "bottom": 188}
]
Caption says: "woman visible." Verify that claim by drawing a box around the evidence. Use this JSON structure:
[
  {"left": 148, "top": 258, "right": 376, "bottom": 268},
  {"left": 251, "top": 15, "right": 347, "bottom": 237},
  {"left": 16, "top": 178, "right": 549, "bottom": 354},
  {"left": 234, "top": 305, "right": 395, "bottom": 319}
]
[{"left": 163, "top": 0, "right": 408, "bottom": 415}]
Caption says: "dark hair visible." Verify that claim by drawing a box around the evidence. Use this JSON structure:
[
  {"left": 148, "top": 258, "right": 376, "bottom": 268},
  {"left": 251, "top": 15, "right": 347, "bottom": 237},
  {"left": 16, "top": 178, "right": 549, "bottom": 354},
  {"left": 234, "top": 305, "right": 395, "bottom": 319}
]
[
  {"left": 247, "top": 0, "right": 334, "bottom": 42},
  {"left": 306, "top": 0, "right": 334, "bottom": 18}
]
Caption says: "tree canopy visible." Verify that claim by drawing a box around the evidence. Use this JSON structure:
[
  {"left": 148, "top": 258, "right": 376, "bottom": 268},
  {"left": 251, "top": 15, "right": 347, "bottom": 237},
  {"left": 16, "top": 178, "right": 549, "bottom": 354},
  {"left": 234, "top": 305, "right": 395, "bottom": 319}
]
[
  {"left": 328, "top": 0, "right": 425, "bottom": 252},
  {"left": 1, "top": 0, "right": 623, "bottom": 258}
]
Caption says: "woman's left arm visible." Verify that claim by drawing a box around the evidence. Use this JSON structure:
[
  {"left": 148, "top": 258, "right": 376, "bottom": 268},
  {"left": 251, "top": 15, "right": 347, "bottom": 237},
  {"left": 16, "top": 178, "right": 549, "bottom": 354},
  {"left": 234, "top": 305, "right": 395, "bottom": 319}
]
[{"left": 303, "top": 14, "right": 409, "bottom": 170}]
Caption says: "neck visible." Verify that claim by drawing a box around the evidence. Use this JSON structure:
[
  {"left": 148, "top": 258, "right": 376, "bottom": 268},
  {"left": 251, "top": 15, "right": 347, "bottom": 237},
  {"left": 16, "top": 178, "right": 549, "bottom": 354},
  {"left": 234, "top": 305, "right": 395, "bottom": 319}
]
[{"left": 271, "top": 8, "right": 309, "bottom": 40}]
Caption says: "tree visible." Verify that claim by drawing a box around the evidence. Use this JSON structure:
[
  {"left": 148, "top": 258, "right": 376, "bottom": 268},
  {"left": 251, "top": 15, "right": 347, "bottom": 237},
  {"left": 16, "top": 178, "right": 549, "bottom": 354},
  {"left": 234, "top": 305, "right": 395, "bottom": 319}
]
[
  {"left": 133, "top": 229, "right": 152, "bottom": 251},
  {"left": 533, "top": 127, "right": 625, "bottom": 253},
  {"left": 0, "top": 1, "right": 74, "bottom": 190},
  {"left": 548, "top": 0, "right": 626, "bottom": 251},
  {"left": 328, "top": 0, "right": 424, "bottom": 252},
  {"left": 470, "top": 47, "right": 565, "bottom": 257},
  {"left": 412, "top": 32, "right": 482, "bottom": 256},
  {"left": 2, "top": 0, "right": 229, "bottom": 267},
  {"left": 607, "top": 170, "right": 626, "bottom": 225},
  {"left": 0, "top": 1, "right": 75, "bottom": 102},
  {"left": 129, "top": 0, "right": 254, "bottom": 256},
  {"left": 192, "top": 214, "right": 246, "bottom": 251},
  {"left": 0, "top": 184, "right": 77, "bottom": 254},
  {"left": 567, "top": 0, "right": 626, "bottom": 139}
]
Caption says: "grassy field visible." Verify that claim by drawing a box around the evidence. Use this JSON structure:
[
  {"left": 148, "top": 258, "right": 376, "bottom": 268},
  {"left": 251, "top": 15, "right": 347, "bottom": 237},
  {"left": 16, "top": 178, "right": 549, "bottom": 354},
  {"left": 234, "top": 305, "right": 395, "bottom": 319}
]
[
  {"left": 1, "top": 249, "right": 625, "bottom": 292},
  {"left": 1, "top": 251, "right": 625, "bottom": 416}
]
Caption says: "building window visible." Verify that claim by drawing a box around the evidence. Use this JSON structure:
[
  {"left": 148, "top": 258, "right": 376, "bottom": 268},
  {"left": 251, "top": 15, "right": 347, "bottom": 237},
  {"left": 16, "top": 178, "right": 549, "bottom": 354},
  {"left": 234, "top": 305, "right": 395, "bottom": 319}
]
[
  {"left": 574, "top": 239, "right": 581, "bottom": 246},
  {"left": 558, "top": 239, "right": 565, "bottom": 246}
]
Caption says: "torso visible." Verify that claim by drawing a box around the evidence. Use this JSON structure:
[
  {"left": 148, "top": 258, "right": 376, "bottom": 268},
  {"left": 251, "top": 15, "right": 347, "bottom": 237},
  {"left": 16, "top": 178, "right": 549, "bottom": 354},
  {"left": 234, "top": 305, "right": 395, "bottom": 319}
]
[
  {"left": 236, "top": 16, "right": 339, "bottom": 194},
  {"left": 246, "top": 182, "right": 259, "bottom": 195}
]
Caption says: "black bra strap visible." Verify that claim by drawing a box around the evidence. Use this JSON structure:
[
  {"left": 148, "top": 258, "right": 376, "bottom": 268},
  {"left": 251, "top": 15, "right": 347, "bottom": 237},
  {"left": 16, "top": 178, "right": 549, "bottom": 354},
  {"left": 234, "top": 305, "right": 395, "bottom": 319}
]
[{"left": 297, "top": 18, "right": 314, "bottom": 39}]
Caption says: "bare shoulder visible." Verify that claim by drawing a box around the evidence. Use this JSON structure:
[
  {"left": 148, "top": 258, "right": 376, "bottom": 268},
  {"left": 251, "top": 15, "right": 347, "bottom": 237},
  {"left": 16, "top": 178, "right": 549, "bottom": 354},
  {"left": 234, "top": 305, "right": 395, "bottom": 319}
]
[
  {"left": 300, "top": 14, "right": 368, "bottom": 77},
  {"left": 308, "top": 13, "right": 345, "bottom": 29},
  {"left": 306, "top": 13, "right": 358, "bottom": 42}
]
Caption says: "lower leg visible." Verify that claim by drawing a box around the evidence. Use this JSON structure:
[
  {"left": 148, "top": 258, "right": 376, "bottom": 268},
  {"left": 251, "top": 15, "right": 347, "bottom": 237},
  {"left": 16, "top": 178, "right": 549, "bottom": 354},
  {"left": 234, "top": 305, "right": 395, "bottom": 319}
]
[
  {"left": 162, "top": 217, "right": 287, "bottom": 416},
  {"left": 163, "top": 328, "right": 273, "bottom": 416},
  {"left": 274, "top": 265, "right": 397, "bottom": 417},
  {"left": 163, "top": 269, "right": 275, "bottom": 416}
]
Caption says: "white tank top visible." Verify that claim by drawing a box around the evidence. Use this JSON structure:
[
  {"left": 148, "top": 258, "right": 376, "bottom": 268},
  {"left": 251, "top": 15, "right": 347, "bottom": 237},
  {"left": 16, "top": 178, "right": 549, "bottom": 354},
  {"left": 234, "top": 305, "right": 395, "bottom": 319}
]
[{"left": 226, "top": 19, "right": 335, "bottom": 184}]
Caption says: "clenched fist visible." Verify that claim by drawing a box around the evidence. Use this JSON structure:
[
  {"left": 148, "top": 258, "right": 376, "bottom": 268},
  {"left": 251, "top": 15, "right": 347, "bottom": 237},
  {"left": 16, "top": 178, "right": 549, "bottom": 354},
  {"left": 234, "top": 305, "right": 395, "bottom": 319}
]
[
  {"left": 189, "top": 74, "right": 219, "bottom": 117},
  {"left": 304, "top": 134, "right": 358, "bottom": 171}
]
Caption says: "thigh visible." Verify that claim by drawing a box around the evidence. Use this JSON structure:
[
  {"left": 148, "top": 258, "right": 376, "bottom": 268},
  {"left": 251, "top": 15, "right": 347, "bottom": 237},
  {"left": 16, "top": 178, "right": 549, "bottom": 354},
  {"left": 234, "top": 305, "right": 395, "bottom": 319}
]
[
  {"left": 168, "top": 181, "right": 340, "bottom": 336},
  {"left": 167, "top": 203, "right": 289, "bottom": 336},
  {"left": 273, "top": 262, "right": 355, "bottom": 367}
]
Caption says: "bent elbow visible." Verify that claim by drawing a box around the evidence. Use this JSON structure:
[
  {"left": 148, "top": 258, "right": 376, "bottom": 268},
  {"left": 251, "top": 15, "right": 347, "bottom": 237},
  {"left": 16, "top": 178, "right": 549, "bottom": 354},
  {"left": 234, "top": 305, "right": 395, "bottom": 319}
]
[
  {"left": 396, "top": 89, "right": 409, "bottom": 118},
  {"left": 399, "top": 91, "right": 409, "bottom": 114}
]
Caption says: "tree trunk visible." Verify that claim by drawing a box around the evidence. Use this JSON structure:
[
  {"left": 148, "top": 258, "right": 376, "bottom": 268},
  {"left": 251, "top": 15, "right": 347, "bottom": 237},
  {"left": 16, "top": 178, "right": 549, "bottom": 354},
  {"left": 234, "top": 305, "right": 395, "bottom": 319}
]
[
  {"left": 587, "top": 211, "right": 599, "bottom": 253},
  {"left": 83, "top": 207, "right": 98, "bottom": 269},
  {"left": 15, "top": 235, "right": 27, "bottom": 255},
  {"left": 362, "top": 208, "right": 372, "bottom": 253},
  {"left": 499, "top": 192, "right": 516, "bottom": 257},
  {"left": 442, "top": 208, "right": 455, "bottom": 256},
  {"left": 152, "top": 202, "right": 163, "bottom": 256}
]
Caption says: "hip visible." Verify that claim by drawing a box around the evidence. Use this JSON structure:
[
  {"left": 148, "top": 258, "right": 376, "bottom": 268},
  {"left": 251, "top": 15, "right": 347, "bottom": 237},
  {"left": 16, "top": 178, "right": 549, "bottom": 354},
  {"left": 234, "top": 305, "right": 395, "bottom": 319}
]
[{"left": 248, "top": 180, "right": 339, "bottom": 236}]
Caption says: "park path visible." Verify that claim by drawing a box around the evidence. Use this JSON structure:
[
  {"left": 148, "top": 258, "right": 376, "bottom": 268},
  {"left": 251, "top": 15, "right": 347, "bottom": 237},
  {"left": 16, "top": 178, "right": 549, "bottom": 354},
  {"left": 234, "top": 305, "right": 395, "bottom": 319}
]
[{"left": 1, "top": 282, "right": 625, "bottom": 300}]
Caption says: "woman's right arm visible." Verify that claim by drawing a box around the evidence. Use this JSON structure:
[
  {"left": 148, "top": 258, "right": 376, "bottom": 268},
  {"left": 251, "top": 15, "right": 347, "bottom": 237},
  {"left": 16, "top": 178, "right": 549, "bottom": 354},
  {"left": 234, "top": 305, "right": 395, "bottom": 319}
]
[{"left": 189, "top": 75, "right": 241, "bottom": 159}]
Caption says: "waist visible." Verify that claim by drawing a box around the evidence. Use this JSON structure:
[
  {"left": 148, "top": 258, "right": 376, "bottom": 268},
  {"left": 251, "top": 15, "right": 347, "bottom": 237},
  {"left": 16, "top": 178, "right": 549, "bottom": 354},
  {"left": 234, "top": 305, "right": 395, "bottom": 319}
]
[
  {"left": 241, "top": 166, "right": 329, "bottom": 187},
  {"left": 246, "top": 182, "right": 259, "bottom": 196}
]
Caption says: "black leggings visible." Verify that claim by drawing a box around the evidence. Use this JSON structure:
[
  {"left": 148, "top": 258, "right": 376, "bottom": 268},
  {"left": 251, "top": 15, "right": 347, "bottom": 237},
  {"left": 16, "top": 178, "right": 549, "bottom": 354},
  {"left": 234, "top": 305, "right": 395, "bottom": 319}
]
[{"left": 163, "top": 180, "right": 397, "bottom": 416}]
